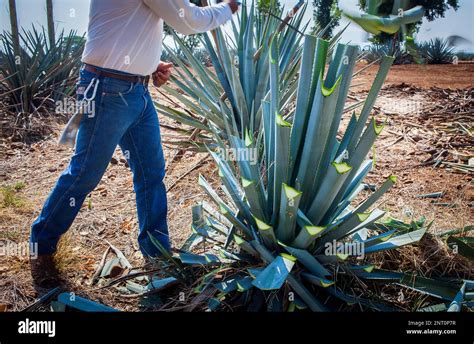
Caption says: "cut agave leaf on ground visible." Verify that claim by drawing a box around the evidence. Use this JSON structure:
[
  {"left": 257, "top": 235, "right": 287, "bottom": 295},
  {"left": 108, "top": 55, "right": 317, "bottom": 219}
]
[
  {"left": 447, "top": 282, "right": 466, "bottom": 312},
  {"left": 346, "top": 264, "right": 375, "bottom": 273},
  {"left": 436, "top": 225, "right": 474, "bottom": 237},
  {"left": 288, "top": 295, "right": 308, "bottom": 311},
  {"left": 236, "top": 276, "right": 254, "bottom": 292},
  {"left": 100, "top": 258, "right": 124, "bottom": 278},
  {"left": 50, "top": 301, "right": 66, "bottom": 312},
  {"left": 252, "top": 254, "right": 297, "bottom": 290},
  {"left": 247, "top": 267, "right": 264, "bottom": 279},
  {"left": 325, "top": 287, "right": 397, "bottom": 312},
  {"left": 354, "top": 269, "right": 460, "bottom": 301},
  {"left": 179, "top": 253, "right": 221, "bottom": 266},
  {"left": 57, "top": 293, "right": 120, "bottom": 312},
  {"left": 301, "top": 272, "right": 335, "bottom": 288},
  {"left": 417, "top": 303, "right": 449, "bottom": 312},
  {"left": 447, "top": 236, "right": 474, "bottom": 260},
  {"left": 364, "top": 229, "right": 426, "bottom": 254},
  {"left": 207, "top": 297, "right": 222, "bottom": 311},
  {"left": 362, "top": 229, "right": 396, "bottom": 248},
  {"left": 126, "top": 281, "right": 147, "bottom": 294},
  {"left": 214, "top": 277, "right": 241, "bottom": 293},
  {"left": 287, "top": 274, "right": 328, "bottom": 312},
  {"left": 254, "top": 217, "right": 278, "bottom": 249},
  {"left": 276, "top": 184, "right": 302, "bottom": 243},
  {"left": 146, "top": 277, "right": 179, "bottom": 292}
]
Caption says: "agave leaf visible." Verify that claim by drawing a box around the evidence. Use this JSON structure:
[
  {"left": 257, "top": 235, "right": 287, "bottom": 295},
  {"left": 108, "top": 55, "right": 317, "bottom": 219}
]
[
  {"left": 364, "top": 228, "right": 426, "bottom": 254},
  {"left": 214, "top": 277, "right": 241, "bottom": 293},
  {"left": 346, "top": 264, "right": 376, "bottom": 273},
  {"left": 155, "top": 103, "right": 210, "bottom": 131},
  {"left": 306, "top": 161, "right": 353, "bottom": 225},
  {"left": 254, "top": 217, "right": 277, "bottom": 250},
  {"left": 336, "top": 111, "right": 357, "bottom": 157},
  {"left": 210, "top": 151, "right": 256, "bottom": 227},
  {"left": 286, "top": 274, "right": 328, "bottom": 312},
  {"left": 324, "top": 160, "right": 374, "bottom": 223},
  {"left": 296, "top": 209, "right": 314, "bottom": 228},
  {"left": 288, "top": 35, "right": 319, "bottom": 174},
  {"left": 447, "top": 236, "right": 474, "bottom": 260},
  {"left": 317, "top": 208, "right": 385, "bottom": 248},
  {"left": 241, "top": 177, "right": 267, "bottom": 221},
  {"left": 272, "top": 115, "right": 292, "bottom": 222},
  {"left": 179, "top": 252, "right": 220, "bottom": 266},
  {"left": 295, "top": 72, "right": 342, "bottom": 203},
  {"left": 242, "top": 3, "right": 256, "bottom": 115},
  {"left": 447, "top": 282, "right": 466, "bottom": 312},
  {"left": 325, "top": 286, "right": 397, "bottom": 311},
  {"left": 353, "top": 269, "right": 459, "bottom": 301},
  {"left": 288, "top": 296, "right": 308, "bottom": 311},
  {"left": 292, "top": 225, "right": 325, "bottom": 249},
  {"left": 318, "top": 119, "right": 386, "bottom": 225},
  {"left": 280, "top": 243, "right": 330, "bottom": 277},
  {"left": 276, "top": 184, "right": 302, "bottom": 243},
  {"left": 301, "top": 272, "right": 334, "bottom": 288},
  {"left": 236, "top": 276, "right": 254, "bottom": 292},
  {"left": 234, "top": 236, "right": 258, "bottom": 259},
  {"left": 417, "top": 303, "right": 448, "bottom": 312},
  {"left": 267, "top": 39, "right": 280, "bottom": 212},
  {"left": 354, "top": 175, "right": 397, "bottom": 214},
  {"left": 145, "top": 277, "right": 179, "bottom": 292},
  {"left": 314, "top": 45, "right": 359, "bottom": 185},
  {"left": 218, "top": 203, "right": 253, "bottom": 238},
  {"left": 207, "top": 297, "right": 222, "bottom": 311},
  {"left": 252, "top": 254, "right": 296, "bottom": 290},
  {"left": 202, "top": 33, "right": 237, "bottom": 112},
  {"left": 57, "top": 293, "right": 119, "bottom": 312},
  {"left": 171, "top": 31, "right": 221, "bottom": 96},
  {"left": 346, "top": 56, "right": 394, "bottom": 155},
  {"left": 198, "top": 174, "right": 226, "bottom": 207},
  {"left": 362, "top": 229, "right": 397, "bottom": 248}
]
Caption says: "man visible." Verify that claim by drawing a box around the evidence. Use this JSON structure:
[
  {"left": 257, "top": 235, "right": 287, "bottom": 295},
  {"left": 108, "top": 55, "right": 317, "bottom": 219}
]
[{"left": 30, "top": 0, "right": 239, "bottom": 284}]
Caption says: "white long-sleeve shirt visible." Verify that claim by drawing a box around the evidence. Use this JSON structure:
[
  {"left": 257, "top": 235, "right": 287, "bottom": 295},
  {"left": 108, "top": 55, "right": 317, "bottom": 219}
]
[{"left": 82, "top": 0, "right": 233, "bottom": 76}]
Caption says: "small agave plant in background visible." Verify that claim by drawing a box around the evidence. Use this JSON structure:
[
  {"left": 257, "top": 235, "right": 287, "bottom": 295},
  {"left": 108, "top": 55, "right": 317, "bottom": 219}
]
[{"left": 150, "top": 33, "right": 471, "bottom": 311}]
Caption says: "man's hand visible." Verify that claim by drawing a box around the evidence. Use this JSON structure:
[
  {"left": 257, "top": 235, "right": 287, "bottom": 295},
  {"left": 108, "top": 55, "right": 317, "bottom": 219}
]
[
  {"left": 152, "top": 62, "right": 173, "bottom": 87},
  {"left": 227, "top": 0, "right": 240, "bottom": 14}
]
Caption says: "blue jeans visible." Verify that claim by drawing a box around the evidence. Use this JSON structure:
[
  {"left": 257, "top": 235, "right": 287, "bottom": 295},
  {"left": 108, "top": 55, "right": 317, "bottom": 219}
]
[{"left": 30, "top": 67, "right": 170, "bottom": 257}]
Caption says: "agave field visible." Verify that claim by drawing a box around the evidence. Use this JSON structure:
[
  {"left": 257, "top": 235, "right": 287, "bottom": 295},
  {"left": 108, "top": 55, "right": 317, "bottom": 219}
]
[{"left": 0, "top": 27, "right": 84, "bottom": 141}]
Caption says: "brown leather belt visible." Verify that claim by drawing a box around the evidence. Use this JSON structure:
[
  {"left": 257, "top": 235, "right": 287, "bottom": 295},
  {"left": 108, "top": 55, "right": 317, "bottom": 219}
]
[{"left": 83, "top": 64, "right": 150, "bottom": 85}]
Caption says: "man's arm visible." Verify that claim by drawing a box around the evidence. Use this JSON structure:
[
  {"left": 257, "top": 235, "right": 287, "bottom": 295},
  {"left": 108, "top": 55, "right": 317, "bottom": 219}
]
[{"left": 143, "top": 0, "right": 238, "bottom": 35}]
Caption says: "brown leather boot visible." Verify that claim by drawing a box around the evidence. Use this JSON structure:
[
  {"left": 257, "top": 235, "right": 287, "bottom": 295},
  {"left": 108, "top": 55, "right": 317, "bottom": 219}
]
[{"left": 30, "top": 254, "right": 62, "bottom": 288}]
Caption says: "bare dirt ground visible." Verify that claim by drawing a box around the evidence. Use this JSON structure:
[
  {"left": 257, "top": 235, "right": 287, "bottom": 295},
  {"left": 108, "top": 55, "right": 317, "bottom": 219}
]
[
  {"left": 353, "top": 62, "right": 474, "bottom": 91},
  {"left": 0, "top": 63, "right": 472, "bottom": 311}
]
